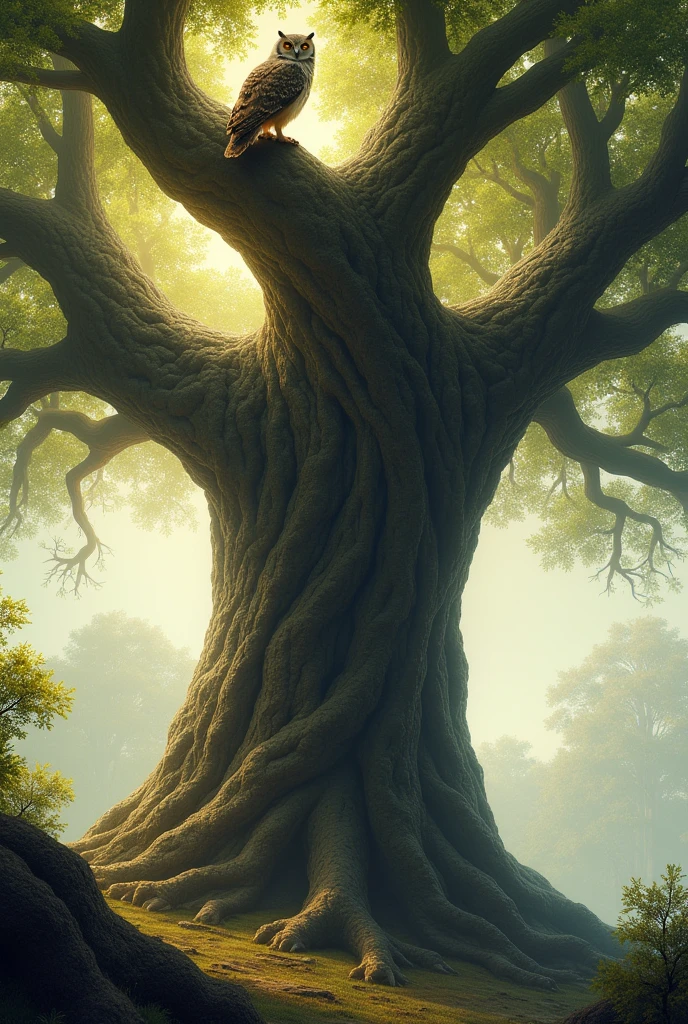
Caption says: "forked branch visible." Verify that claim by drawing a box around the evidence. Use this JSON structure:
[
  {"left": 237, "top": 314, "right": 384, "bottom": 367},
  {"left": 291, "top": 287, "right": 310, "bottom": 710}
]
[
  {"left": 534, "top": 388, "right": 688, "bottom": 598},
  {"left": 1, "top": 407, "right": 149, "bottom": 593},
  {"left": 581, "top": 462, "right": 680, "bottom": 599},
  {"left": 0, "top": 341, "right": 74, "bottom": 423},
  {"left": 431, "top": 243, "right": 500, "bottom": 285}
]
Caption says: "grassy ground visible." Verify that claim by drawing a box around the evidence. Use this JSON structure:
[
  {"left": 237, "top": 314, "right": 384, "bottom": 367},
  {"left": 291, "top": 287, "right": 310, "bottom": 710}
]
[{"left": 109, "top": 900, "right": 596, "bottom": 1024}]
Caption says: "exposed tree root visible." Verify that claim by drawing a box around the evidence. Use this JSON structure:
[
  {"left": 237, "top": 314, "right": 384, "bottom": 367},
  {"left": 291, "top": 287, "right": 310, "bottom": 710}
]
[
  {"left": 253, "top": 767, "right": 455, "bottom": 986},
  {"left": 0, "top": 814, "right": 265, "bottom": 1023}
]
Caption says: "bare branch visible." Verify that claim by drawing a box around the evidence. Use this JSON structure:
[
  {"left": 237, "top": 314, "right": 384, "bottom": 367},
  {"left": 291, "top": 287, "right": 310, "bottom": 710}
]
[
  {"left": 1, "top": 408, "right": 149, "bottom": 594},
  {"left": 582, "top": 462, "right": 680, "bottom": 600},
  {"left": 534, "top": 387, "right": 688, "bottom": 512},
  {"left": 614, "top": 384, "right": 688, "bottom": 451},
  {"left": 469, "top": 158, "right": 535, "bottom": 208},
  {"left": 43, "top": 449, "right": 113, "bottom": 596},
  {"left": 431, "top": 242, "right": 500, "bottom": 286},
  {"left": 0, "top": 409, "right": 55, "bottom": 538},
  {"left": 16, "top": 86, "right": 63, "bottom": 155},
  {"left": 533, "top": 389, "right": 685, "bottom": 598}
]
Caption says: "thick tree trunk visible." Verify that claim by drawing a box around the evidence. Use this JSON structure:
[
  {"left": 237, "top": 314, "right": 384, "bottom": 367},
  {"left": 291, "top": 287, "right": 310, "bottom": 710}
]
[
  {"left": 69, "top": 274, "right": 617, "bottom": 988},
  {"left": 2, "top": 0, "right": 686, "bottom": 997}
]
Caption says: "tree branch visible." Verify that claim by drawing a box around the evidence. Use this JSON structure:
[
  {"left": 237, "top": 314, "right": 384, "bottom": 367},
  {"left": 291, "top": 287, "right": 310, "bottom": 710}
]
[
  {"left": 1, "top": 407, "right": 149, "bottom": 593},
  {"left": 120, "top": 0, "right": 192, "bottom": 57},
  {"left": 431, "top": 242, "right": 500, "bottom": 285},
  {"left": 582, "top": 289, "right": 688, "bottom": 363},
  {"left": 533, "top": 387, "right": 688, "bottom": 512},
  {"left": 478, "top": 39, "right": 580, "bottom": 148},
  {"left": 581, "top": 461, "right": 680, "bottom": 599},
  {"left": 16, "top": 87, "right": 63, "bottom": 155},
  {"left": 640, "top": 65, "right": 688, "bottom": 198},
  {"left": 396, "top": 0, "right": 450, "bottom": 77},
  {"left": 458, "top": 0, "right": 583, "bottom": 94},
  {"left": 0, "top": 67, "right": 94, "bottom": 92},
  {"left": 546, "top": 38, "right": 626, "bottom": 202},
  {"left": 508, "top": 141, "right": 561, "bottom": 243},
  {"left": 469, "top": 158, "right": 535, "bottom": 208},
  {"left": 0, "top": 341, "right": 75, "bottom": 424},
  {"left": 598, "top": 77, "right": 629, "bottom": 141},
  {"left": 532, "top": 388, "right": 688, "bottom": 598},
  {"left": 51, "top": 56, "right": 99, "bottom": 210},
  {"left": 0, "top": 258, "right": 24, "bottom": 285}
]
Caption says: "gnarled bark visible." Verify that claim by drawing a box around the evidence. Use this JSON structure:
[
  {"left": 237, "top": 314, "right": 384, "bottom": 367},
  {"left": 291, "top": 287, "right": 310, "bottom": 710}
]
[
  {"left": 1, "top": 0, "right": 687, "bottom": 994},
  {"left": 0, "top": 814, "right": 264, "bottom": 1023}
]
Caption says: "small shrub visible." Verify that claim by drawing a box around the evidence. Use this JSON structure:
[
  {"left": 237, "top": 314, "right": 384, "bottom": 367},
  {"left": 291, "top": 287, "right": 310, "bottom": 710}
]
[{"left": 593, "top": 864, "right": 688, "bottom": 1023}]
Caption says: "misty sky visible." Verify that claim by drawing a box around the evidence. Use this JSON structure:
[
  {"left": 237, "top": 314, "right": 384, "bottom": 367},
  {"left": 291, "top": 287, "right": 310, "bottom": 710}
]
[{"left": 5, "top": 0, "right": 688, "bottom": 766}]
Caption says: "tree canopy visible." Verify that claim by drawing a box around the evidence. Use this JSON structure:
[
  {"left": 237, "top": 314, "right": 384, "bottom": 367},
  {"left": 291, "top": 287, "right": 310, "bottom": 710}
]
[{"left": 0, "top": 1, "right": 686, "bottom": 599}]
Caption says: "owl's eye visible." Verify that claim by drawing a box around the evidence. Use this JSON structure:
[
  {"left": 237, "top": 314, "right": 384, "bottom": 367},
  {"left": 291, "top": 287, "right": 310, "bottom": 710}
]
[
  {"left": 282, "top": 41, "right": 292, "bottom": 49},
  {"left": 300, "top": 43, "right": 309, "bottom": 50}
]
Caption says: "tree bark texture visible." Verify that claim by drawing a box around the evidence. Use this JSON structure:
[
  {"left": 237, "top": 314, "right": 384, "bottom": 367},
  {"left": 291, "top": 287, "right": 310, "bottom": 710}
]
[
  {"left": 1, "top": 0, "right": 687, "bottom": 993},
  {"left": 0, "top": 814, "right": 264, "bottom": 1023}
]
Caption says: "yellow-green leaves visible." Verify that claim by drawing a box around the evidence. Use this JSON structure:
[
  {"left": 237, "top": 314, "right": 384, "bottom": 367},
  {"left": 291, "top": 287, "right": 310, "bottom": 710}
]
[
  {"left": 559, "top": 0, "right": 688, "bottom": 96},
  {"left": 0, "top": 579, "right": 74, "bottom": 835},
  {"left": 0, "top": 760, "right": 74, "bottom": 836},
  {"left": 594, "top": 864, "right": 688, "bottom": 1023}
]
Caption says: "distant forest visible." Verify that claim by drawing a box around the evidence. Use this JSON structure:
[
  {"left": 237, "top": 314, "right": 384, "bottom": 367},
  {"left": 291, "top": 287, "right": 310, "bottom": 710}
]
[
  {"left": 17, "top": 611, "right": 688, "bottom": 925},
  {"left": 479, "top": 618, "right": 688, "bottom": 922}
]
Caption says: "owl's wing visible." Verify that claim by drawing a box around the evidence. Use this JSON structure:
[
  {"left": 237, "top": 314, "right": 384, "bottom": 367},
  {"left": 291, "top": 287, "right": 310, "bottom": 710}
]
[{"left": 227, "top": 60, "right": 306, "bottom": 137}]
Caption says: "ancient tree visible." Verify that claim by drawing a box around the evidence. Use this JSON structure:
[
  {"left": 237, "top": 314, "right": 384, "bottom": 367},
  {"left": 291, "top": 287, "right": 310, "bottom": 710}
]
[{"left": 1, "top": 0, "right": 688, "bottom": 991}]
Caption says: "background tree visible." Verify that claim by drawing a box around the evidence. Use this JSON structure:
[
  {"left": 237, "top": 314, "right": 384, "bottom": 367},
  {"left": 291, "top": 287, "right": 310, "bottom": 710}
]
[
  {"left": 20, "top": 611, "right": 196, "bottom": 839},
  {"left": 594, "top": 865, "right": 688, "bottom": 1024},
  {"left": 0, "top": 0, "right": 687, "bottom": 991},
  {"left": 480, "top": 619, "right": 688, "bottom": 923},
  {"left": 0, "top": 580, "right": 73, "bottom": 836}
]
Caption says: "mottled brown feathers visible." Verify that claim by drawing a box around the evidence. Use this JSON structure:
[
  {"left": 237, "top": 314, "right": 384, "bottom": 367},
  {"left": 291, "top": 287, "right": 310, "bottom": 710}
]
[{"left": 225, "top": 59, "right": 311, "bottom": 158}]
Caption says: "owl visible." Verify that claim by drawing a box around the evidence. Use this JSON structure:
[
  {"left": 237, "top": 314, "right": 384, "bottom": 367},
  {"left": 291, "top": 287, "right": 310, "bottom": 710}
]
[{"left": 224, "top": 31, "right": 315, "bottom": 158}]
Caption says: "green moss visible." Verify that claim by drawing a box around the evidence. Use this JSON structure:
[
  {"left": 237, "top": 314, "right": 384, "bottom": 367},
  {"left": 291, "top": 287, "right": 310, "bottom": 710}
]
[{"left": 111, "top": 900, "right": 596, "bottom": 1024}]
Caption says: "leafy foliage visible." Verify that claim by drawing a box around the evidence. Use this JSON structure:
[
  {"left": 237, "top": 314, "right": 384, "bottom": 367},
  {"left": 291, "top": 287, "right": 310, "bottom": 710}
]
[
  {"left": 0, "top": 761, "right": 74, "bottom": 836},
  {"left": 0, "top": 578, "right": 73, "bottom": 836},
  {"left": 559, "top": 0, "right": 688, "bottom": 96},
  {"left": 19, "top": 611, "right": 196, "bottom": 838},
  {"left": 594, "top": 865, "right": 688, "bottom": 1023}
]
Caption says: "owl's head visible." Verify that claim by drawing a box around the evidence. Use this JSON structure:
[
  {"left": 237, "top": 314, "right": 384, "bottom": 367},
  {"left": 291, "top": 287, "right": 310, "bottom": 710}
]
[{"left": 274, "top": 31, "right": 315, "bottom": 61}]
